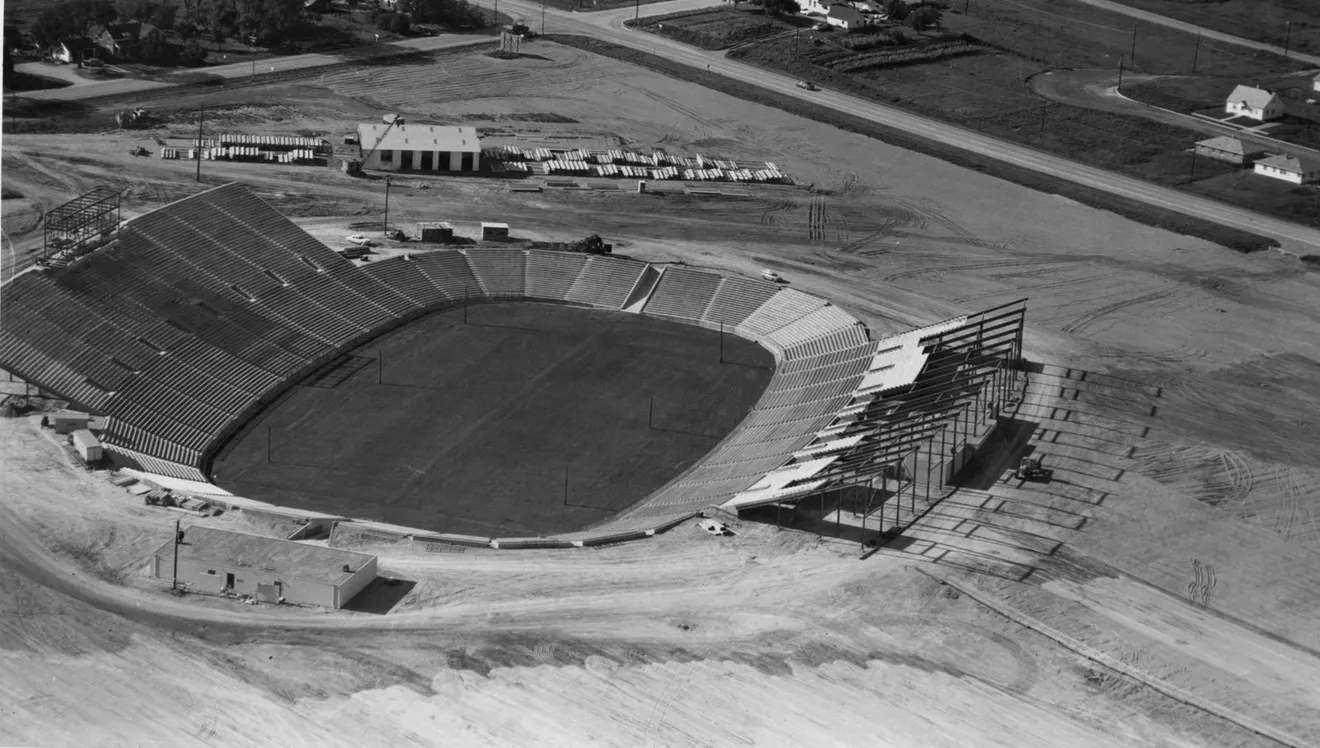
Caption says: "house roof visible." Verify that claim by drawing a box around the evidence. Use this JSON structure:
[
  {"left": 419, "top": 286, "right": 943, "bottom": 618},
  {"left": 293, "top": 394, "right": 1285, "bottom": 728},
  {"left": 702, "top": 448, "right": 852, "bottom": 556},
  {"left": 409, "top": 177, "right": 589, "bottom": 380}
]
[
  {"left": 357, "top": 124, "right": 481, "bottom": 153},
  {"left": 103, "top": 22, "right": 158, "bottom": 42},
  {"left": 827, "top": 4, "right": 866, "bottom": 22},
  {"left": 1255, "top": 153, "right": 1320, "bottom": 173},
  {"left": 153, "top": 526, "right": 376, "bottom": 587},
  {"left": 1195, "top": 136, "right": 1260, "bottom": 155},
  {"left": 1226, "top": 85, "right": 1277, "bottom": 108},
  {"left": 58, "top": 37, "right": 99, "bottom": 51}
]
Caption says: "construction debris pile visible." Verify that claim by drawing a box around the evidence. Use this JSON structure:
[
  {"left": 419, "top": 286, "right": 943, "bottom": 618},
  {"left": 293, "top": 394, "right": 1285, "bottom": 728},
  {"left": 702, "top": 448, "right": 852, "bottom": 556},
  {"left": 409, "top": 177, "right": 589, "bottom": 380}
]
[{"left": 484, "top": 145, "right": 787, "bottom": 183}]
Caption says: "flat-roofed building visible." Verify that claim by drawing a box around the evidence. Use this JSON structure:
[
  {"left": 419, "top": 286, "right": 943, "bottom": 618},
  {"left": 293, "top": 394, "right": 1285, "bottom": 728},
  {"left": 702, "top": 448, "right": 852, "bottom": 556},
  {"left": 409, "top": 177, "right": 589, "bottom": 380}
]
[
  {"left": 151, "top": 526, "right": 377, "bottom": 608},
  {"left": 357, "top": 124, "right": 481, "bottom": 172}
]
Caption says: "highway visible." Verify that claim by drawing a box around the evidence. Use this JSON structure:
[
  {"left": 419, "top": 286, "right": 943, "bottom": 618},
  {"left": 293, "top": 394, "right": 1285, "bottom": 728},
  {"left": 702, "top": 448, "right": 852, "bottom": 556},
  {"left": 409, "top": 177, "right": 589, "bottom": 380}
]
[{"left": 16, "top": 0, "right": 1320, "bottom": 250}]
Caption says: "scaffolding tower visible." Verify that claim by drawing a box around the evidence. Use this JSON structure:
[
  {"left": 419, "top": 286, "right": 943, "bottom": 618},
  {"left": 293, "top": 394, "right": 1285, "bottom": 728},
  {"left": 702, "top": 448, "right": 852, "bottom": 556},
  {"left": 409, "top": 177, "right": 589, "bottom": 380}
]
[{"left": 42, "top": 187, "right": 122, "bottom": 266}]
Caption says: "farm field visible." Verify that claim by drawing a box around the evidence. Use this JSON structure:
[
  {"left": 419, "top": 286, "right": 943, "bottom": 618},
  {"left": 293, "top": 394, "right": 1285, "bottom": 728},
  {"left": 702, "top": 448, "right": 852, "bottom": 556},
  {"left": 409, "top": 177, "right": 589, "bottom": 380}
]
[
  {"left": 3, "top": 37, "right": 1320, "bottom": 748},
  {"left": 728, "top": 0, "right": 1319, "bottom": 227},
  {"left": 212, "top": 302, "right": 773, "bottom": 536},
  {"left": 630, "top": 6, "right": 804, "bottom": 50},
  {"left": 1104, "top": 0, "right": 1320, "bottom": 57}
]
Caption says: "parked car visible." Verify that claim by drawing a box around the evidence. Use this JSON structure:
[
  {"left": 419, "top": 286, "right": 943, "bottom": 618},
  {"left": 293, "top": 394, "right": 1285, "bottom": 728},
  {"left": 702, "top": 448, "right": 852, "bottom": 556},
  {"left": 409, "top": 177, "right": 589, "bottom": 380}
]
[
  {"left": 813, "top": 22, "right": 829, "bottom": 30},
  {"left": 761, "top": 269, "right": 783, "bottom": 282},
  {"left": 795, "top": 80, "right": 817, "bottom": 91},
  {"left": 344, "top": 234, "right": 376, "bottom": 247}
]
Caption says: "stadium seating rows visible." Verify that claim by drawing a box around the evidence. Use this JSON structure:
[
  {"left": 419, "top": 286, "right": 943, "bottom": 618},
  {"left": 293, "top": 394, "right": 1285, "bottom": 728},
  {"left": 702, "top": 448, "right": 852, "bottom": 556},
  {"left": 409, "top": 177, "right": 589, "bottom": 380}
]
[{"left": 0, "top": 183, "right": 900, "bottom": 544}]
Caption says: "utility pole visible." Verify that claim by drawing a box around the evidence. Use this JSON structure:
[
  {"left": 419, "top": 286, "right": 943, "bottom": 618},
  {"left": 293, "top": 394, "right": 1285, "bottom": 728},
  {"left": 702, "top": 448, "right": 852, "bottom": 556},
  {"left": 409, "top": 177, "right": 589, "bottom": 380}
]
[
  {"left": 1117, "top": 54, "right": 1124, "bottom": 88},
  {"left": 964, "top": 0, "right": 969, "bottom": 15},
  {"left": 635, "top": 0, "right": 640, "bottom": 21},
  {"left": 383, "top": 175, "right": 392, "bottom": 235},
  {"left": 1284, "top": 21, "right": 1292, "bottom": 58},
  {"left": 171, "top": 519, "right": 182, "bottom": 591},
  {"left": 648, "top": 394, "right": 655, "bottom": 429},
  {"left": 1188, "top": 150, "right": 1197, "bottom": 184},
  {"left": 563, "top": 466, "right": 569, "bottom": 505},
  {"left": 195, "top": 106, "right": 205, "bottom": 182},
  {"left": 1191, "top": 34, "right": 1200, "bottom": 74},
  {"left": 541, "top": 0, "right": 547, "bottom": 35},
  {"left": 1130, "top": 25, "right": 1138, "bottom": 66},
  {"left": 1039, "top": 103, "right": 1047, "bottom": 141}
]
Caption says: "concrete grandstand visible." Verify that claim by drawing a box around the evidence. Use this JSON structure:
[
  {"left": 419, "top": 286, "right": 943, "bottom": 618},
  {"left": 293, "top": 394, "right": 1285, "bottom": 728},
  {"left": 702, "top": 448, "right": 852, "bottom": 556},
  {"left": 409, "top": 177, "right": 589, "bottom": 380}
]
[{"left": 0, "top": 183, "right": 1025, "bottom": 548}]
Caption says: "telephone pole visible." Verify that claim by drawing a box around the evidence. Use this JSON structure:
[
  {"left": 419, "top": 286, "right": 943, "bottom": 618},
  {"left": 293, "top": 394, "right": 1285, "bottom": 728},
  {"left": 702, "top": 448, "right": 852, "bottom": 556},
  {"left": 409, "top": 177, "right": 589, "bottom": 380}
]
[
  {"left": 383, "top": 175, "right": 392, "bottom": 235},
  {"left": 195, "top": 106, "right": 205, "bottom": 182},
  {"left": 171, "top": 520, "right": 182, "bottom": 591}
]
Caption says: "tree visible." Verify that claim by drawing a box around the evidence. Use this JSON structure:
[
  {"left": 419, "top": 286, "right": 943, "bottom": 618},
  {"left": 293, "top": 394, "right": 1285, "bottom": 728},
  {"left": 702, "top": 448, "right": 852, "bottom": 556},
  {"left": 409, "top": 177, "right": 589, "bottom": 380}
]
[
  {"left": 907, "top": 4, "right": 940, "bottom": 31},
  {"left": 179, "top": 37, "right": 207, "bottom": 63},
  {"left": 884, "top": 0, "right": 907, "bottom": 21},
  {"left": 68, "top": 0, "right": 119, "bottom": 34},
  {"left": 760, "top": 0, "right": 799, "bottom": 15},
  {"left": 115, "top": 0, "right": 157, "bottom": 22},
  {"left": 31, "top": 8, "right": 75, "bottom": 49},
  {"left": 152, "top": 3, "right": 178, "bottom": 29}
]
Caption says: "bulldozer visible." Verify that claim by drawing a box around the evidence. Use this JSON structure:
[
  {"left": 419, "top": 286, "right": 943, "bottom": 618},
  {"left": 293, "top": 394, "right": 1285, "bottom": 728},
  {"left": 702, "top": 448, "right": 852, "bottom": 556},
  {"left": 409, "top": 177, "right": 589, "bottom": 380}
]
[{"left": 1016, "top": 456, "right": 1053, "bottom": 482}]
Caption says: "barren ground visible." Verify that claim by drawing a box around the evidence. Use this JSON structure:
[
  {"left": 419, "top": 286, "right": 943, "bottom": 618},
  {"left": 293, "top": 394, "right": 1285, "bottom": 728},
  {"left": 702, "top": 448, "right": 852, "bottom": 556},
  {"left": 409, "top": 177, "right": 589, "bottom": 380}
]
[{"left": 3, "top": 40, "right": 1320, "bottom": 747}]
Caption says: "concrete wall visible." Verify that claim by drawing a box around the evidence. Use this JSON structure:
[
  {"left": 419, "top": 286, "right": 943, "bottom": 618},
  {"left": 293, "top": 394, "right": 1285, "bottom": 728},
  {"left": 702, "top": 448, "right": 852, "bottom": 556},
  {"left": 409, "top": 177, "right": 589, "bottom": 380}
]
[
  {"left": 364, "top": 149, "right": 480, "bottom": 173},
  {"left": 153, "top": 551, "right": 339, "bottom": 608},
  {"left": 334, "top": 556, "right": 378, "bottom": 608}
]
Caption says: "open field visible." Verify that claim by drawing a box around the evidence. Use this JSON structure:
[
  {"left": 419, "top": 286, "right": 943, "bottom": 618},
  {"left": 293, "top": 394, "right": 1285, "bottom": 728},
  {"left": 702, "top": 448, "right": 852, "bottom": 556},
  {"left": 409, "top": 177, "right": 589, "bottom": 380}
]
[
  {"left": 4, "top": 36, "right": 1320, "bottom": 748},
  {"left": 728, "top": 0, "right": 1320, "bottom": 228},
  {"left": 630, "top": 6, "right": 804, "bottom": 50},
  {"left": 213, "top": 302, "right": 772, "bottom": 536},
  {"left": 1106, "top": 0, "right": 1320, "bottom": 57}
]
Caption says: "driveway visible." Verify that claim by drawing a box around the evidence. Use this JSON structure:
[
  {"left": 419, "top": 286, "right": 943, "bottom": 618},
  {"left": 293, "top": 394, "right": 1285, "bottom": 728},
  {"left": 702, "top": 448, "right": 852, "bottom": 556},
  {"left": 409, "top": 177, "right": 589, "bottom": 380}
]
[{"left": 13, "top": 61, "right": 97, "bottom": 87}]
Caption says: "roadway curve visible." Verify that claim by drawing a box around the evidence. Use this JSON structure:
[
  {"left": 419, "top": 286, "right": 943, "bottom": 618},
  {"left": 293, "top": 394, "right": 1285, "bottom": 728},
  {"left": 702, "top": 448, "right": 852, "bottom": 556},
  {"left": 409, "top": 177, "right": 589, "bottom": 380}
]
[
  {"left": 16, "top": 0, "right": 1320, "bottom": 250},
  {"left": 1030, "top": 69, "right": 1320, "bottom": 158}
]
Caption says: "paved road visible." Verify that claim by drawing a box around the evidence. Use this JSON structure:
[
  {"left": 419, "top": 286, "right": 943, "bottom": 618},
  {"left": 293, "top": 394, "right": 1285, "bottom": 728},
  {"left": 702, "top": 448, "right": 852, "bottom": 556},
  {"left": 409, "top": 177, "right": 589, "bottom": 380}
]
[
  {"left": 21, "top": 34, "right": 494, "bottom": 102},
  {"left": 1068, "top": 0, "right": 1320, "bottom": 69},
  {"left": 15, "top": 0, "right": 1320, "bottom": 249},
  {"left": 1031, "top": 69, "right": 1320, "bottom": 158}
]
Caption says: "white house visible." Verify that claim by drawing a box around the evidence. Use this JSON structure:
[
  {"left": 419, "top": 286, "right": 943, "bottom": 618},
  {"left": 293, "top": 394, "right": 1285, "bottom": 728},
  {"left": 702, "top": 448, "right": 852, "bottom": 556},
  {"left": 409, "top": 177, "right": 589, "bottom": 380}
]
[
  {"left": 1252, "top": 153, "right": 1320, "bottom": 185},
  {"left": 1312, "top": 72, "right": 1320, "bottom": 94},
  {"left": 800, "top": 0, "right": 832, "bottom": 16},
  {"left": 826, "top": 4, "right": 867, "bottom": 30},
  {"left": 1225, "top": 85, "right": 1283, "bottom": 121},
  {"left": 52, "top": 38, "right": 98, "bottom": 64},
  {"left": 356, "top": 124, "right": 481, "bottom": 172}
]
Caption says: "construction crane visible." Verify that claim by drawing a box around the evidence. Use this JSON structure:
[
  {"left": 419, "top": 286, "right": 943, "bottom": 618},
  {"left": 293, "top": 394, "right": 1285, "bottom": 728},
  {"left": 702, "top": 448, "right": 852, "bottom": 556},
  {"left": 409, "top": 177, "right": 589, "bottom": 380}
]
[{"left": 357, "top": 113, "right": 404, "bottom": 170}]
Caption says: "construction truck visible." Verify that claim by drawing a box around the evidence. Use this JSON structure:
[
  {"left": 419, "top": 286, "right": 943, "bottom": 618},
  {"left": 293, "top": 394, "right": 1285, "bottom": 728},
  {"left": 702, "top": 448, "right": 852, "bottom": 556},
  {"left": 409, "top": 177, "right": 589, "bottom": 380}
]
[
  {"left": 506, "top": 21, "right": 534, "bottom": 38},
  {"left": 1016, "top": 456, "right": 1053, "bottom": 482}
]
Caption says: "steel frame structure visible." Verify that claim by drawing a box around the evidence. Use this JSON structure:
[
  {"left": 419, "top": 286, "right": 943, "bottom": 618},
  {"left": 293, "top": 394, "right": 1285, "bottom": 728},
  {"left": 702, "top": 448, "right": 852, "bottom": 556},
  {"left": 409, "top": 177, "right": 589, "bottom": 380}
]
[
  {"left": 776, "top": 299, "right": 1028, "bottom": 539},
  {"left": 42, "top": 187, "right": 122, "bottom": 265}
]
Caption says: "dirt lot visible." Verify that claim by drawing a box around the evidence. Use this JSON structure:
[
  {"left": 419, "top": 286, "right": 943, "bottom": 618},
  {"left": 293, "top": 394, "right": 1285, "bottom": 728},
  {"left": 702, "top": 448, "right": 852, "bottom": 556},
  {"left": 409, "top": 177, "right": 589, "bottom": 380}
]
[
  {"left": 729, "top": 0, "right": 1318, "bottom": 226},
  {"left": 213, "top": 302, "right": 772, "bottom": 535},
  {"left": 3, "top": 38, "right": 1320, "bottom": 748}
]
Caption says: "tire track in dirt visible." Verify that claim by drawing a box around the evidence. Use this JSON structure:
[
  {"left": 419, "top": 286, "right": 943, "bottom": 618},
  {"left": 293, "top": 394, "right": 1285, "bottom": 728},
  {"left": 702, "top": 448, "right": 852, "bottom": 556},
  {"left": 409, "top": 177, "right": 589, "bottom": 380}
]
[{"left": 1058, "top": 290, "right": 1173, "bottom": 337}]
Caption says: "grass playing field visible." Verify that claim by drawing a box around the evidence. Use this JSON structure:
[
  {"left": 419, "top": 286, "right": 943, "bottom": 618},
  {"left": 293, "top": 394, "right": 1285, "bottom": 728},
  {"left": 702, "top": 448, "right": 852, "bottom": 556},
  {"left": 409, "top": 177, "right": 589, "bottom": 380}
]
[{"left": 211, "top": 301, "right": 774, "bottom": 537}]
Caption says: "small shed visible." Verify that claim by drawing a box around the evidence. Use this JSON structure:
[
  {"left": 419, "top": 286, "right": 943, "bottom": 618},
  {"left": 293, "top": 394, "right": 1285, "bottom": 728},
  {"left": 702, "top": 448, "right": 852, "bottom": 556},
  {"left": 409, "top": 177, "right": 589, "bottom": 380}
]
[
  {"left": 50, "top": 411, "right": 91, "bottom": 434},
  {"left": 418, "top": 221, "right": 454, "bottom": 243},
  {"left": 1193, "top": 136, "right": 1265, "bottom": 166},
  {"left": 481, "top": 222, "right": 510, "bottom": 241},
  {"left": 71, "top": 429, "right": 103, "bottom": 463}
]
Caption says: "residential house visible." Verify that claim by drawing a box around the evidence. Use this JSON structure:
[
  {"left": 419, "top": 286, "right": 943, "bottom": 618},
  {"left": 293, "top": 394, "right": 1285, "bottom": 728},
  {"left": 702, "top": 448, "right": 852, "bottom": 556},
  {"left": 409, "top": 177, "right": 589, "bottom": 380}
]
[
  {"left": 826, "top": 4, "right": 867, "bottom": 30},
  {"left": 1252, "top": 153, "right": 1320, "bottom": 184},
  {"left": 1193, "top": 136, "right": 1265, "bottom": 166},
  {"left": 96, "top": 22, "right": 163, "bottom": 60},
  {"left": 1312, "top": 72, "right": 1320, "bottom": 94},
  {"left": 1224, "top": 84, "right": 1283, "bottom": 121},
  {"left": 800, "top": 0, "right": 833, "bottom": 16},
  {"left": 52, "top": 37, "right": 99, "bottom": 64}
]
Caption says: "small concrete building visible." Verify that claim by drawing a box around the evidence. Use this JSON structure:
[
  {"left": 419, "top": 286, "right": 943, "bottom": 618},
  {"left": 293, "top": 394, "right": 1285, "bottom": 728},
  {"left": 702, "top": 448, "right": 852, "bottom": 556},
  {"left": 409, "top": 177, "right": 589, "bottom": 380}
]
[
  {"left": 71, "top": 429, "right": 102, "bottom": 463},
  {"left": 1252, "top": 153, "right": 1320, "bottom": 184},
  {"left": 481, "top": 222, "right": 510, "bottom": 241},
  {"left": 49, "top": 410, "right": 91, "bottom": 434},
  {"left": 418, "top": 221, "right": 454, "bottom": 243},
  {"left": 1225, "top": 85, "right": 1283, "bottom": 121},
  {"left": 357, "top": 124, "right": 482, "bottom": 172},
  {"left": 1194, "top": 136, "right": 1265, "bottom": 166},
  {"left": 151, "top": 526, "right": 378, "bottom": 608}
]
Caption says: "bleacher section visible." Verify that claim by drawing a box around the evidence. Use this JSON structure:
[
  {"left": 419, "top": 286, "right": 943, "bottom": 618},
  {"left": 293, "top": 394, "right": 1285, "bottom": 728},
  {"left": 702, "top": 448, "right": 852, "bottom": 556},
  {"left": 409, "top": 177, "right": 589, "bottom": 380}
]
[
  {"left": 466, "top": 249, "right": 527, "bottom": 298},
  {"left": 0, "top": 181, "right": 927, "bottom": 548},
  {"left": 640, "top": 267, "right": 722, "bottom": 323}
]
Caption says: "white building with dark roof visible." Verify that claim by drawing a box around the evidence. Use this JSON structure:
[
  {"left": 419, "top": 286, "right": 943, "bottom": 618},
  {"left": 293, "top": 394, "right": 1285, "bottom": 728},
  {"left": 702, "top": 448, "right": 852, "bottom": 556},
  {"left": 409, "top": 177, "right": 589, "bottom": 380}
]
[
  {"left": 1252, "top": 153, "right": 1320, "bottom": 184},
  {"left": 151, "top": 526, "right": 378, "bottom": 608},
  {"left": 357, "top": 123, "right": 482, "bottom": 172},
  {"left": 1225, "top": 85, "right": 1283, "bottom": 121}
]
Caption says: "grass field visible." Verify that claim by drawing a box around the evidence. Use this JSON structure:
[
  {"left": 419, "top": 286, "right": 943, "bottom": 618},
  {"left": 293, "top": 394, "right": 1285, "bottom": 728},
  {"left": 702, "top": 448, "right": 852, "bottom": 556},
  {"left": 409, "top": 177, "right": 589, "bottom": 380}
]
[
  {"left": 727, "top": 0, "right": 1315, "bottom": 228},
  {"left": 1106, "top": 0, "right": 1320, "bottom": 57},
  {"left": 1123, "top": 72, "right": 1320, "bottom": 151},
  {"left": 211, "top": 302, "right": 774, "bottom": 536},
  {"left": 629, "top": 7, "right": 804, "bottom": 51}
]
